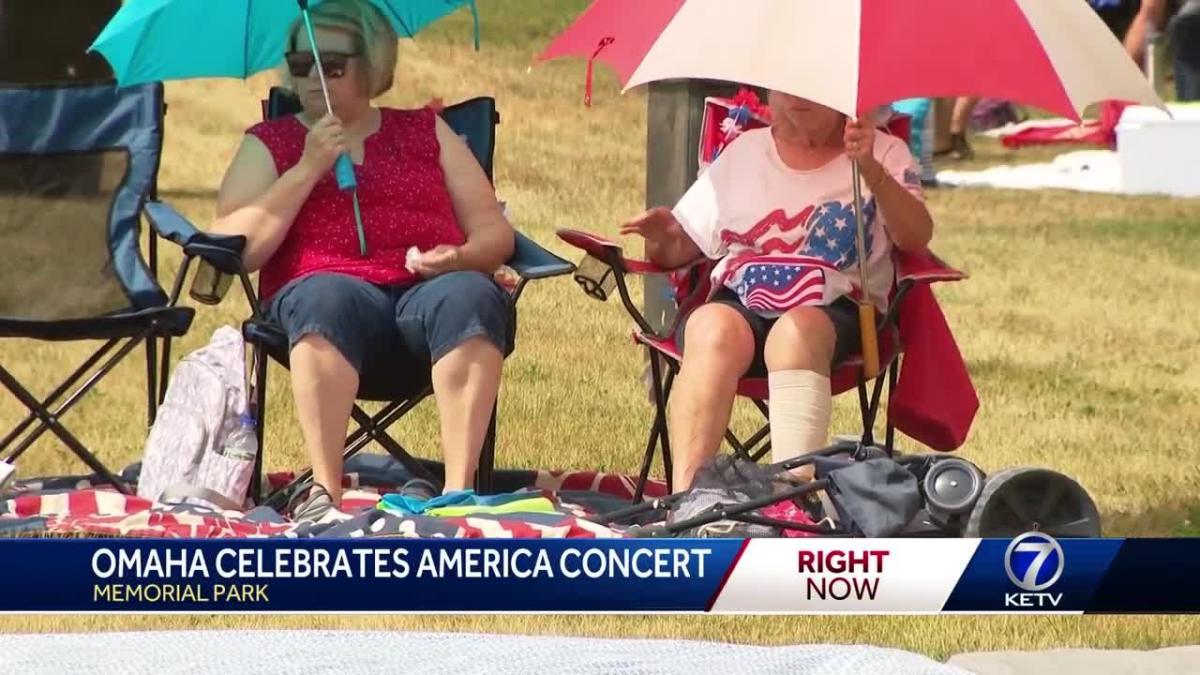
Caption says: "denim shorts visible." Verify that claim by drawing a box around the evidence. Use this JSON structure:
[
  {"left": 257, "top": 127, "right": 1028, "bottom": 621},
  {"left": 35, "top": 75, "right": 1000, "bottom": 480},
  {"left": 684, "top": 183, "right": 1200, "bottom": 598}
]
[
  {"left": 265, "top": 271, "right": 515, "bottom": 377},
  {"left": 675, "top": 288, "right": 862, "bottom": 377}
]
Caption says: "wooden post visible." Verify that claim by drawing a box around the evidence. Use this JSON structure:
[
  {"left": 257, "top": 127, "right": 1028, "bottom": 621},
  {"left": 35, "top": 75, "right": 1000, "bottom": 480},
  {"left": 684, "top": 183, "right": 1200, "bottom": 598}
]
[{"left": 643, "top": 80, "right": 739, "bottom": 333}]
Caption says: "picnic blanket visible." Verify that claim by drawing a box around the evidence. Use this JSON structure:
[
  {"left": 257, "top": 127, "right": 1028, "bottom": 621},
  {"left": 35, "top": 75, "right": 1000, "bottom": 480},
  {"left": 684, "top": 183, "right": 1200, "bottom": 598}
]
[{"left": 0, "top": 455, "right": 669, "bottom": 540}]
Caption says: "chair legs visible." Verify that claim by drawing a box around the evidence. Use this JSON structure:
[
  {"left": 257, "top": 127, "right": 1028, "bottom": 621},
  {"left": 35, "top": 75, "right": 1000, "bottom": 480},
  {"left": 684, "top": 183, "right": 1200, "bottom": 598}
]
[
  {"left": 255, "top": 382, "right": 500, "bottom": 511},
  {"left": 248, "top": 342, "right": 268, "bottom": 505},
  {"left": 0, "top": 334, "right": 146, "bottom": 494},
  {"left": 0, "top": 339, "right": 118, "bottom": 453},
  {"left": 157, "top": 335, "right": 174, "bottom": 407},
  {"left": 725, "top": 424, "right": 772, "bottom": 464},
  {"left": 634, "top": 353, "right": 671, "bottom": 503},
  {"left": 475, "top": 405, "right": 497, "bottom": 495},
  {"left": 145, "top": 334, "right": 158, "bottom": 427},
  {"left": 885, "top": 360, "right": 899, "bottom": 456},
  {"left": 629, "top": 350, "right": 905, "bottom": 503},
  {"left": 855, "top": 357, "right": 896, "bottom": 451},
  {"left": 353, "top": 399, "right": 442, "bottom": 488}
]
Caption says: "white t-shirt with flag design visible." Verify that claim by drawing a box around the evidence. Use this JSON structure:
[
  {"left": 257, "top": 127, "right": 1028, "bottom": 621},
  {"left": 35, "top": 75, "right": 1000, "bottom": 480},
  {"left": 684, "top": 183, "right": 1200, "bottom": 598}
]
[{"left": 672, "top": 127, "right": 923, "bottom": 316}]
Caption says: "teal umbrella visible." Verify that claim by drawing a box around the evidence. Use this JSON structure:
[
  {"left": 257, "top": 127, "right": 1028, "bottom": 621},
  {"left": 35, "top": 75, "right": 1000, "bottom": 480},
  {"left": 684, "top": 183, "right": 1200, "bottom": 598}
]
[
  {"left": 90, "top": 0, "right": 479, "bottom": 256},
  {"left": 90, "top": 0, "right": 479, "bottom": 87}
]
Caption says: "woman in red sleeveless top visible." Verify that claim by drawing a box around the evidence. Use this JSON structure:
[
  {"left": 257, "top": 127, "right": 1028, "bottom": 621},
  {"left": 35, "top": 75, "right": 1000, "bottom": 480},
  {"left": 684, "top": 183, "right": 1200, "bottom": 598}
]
[{"left": 209, "top": 0, "right": 514, "bottom": 521}]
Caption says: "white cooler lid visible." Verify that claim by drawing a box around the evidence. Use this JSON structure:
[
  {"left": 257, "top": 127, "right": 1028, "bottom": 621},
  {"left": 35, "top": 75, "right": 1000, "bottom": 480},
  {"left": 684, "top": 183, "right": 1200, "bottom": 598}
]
[{"left": 1117, "top": 103, "right": 1200, "bottom": 129}]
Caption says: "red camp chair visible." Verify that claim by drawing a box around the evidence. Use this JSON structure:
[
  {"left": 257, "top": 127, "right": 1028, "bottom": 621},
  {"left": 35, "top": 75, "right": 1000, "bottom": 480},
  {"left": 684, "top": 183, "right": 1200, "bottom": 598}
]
[
  {"left": 557, "top": 93, "right": 977, "bottom": 502},
  {"left": 559, "top": 231, "right": 973, "bottom": 500}
]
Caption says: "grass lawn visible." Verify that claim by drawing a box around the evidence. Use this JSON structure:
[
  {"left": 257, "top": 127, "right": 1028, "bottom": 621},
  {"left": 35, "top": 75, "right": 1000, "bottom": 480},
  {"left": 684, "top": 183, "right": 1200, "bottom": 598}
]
[{"left": 1, "top": 0, "right": 1198, "bottom": 656}]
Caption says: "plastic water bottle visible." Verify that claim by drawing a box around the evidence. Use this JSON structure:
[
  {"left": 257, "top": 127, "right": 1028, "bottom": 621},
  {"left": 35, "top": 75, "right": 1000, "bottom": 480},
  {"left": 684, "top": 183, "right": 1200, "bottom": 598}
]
[{"left": 223, "top": 413, "right": 258, "bottom": 462}]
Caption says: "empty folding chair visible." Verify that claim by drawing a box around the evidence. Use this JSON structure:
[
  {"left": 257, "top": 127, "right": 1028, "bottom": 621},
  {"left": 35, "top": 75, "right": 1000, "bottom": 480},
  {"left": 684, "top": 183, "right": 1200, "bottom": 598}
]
[{"left": 0, "top": 82, "right": 196, "bottom": 492}]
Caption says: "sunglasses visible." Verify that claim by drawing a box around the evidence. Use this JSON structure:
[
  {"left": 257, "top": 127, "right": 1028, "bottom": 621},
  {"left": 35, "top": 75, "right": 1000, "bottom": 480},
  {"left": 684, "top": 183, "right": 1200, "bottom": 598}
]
[{"left": 285, "top": 51, "right": 358, "bottom": 79}]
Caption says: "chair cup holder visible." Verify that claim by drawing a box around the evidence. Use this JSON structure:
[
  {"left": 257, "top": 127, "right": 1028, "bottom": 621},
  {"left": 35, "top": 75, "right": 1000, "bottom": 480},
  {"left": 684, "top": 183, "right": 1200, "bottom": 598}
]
[
  {"left": 189, "top": 260, "right": 234, "bottom": 306},
  {"left": 573, "top": 254, "right": 616, "bottom": 302}
]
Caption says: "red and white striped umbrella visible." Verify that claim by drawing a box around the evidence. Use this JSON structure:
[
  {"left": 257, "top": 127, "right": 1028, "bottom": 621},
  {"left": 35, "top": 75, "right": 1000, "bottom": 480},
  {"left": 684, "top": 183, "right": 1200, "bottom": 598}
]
[
  {"left": 537, "top": 0, "right": 1165, "bottom": 379},
  {"left": 536, "top": 0, "right": 1165, "bottom": 119}
]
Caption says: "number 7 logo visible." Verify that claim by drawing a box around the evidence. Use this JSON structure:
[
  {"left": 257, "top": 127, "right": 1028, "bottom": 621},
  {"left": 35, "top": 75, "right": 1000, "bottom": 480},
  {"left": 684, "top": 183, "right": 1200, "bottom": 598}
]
[{"left": 1005, "top": 533, "right": 1065, "bottom": 592}]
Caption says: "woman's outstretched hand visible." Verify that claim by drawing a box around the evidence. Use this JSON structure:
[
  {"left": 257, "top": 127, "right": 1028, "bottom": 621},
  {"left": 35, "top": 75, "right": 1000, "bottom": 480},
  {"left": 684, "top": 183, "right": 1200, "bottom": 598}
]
[
  {"left": 618, "top": 207, "right": 703, "bottom": 269},
  {"left": 619, "top": 207, "right": 680, "bottom": 242}
]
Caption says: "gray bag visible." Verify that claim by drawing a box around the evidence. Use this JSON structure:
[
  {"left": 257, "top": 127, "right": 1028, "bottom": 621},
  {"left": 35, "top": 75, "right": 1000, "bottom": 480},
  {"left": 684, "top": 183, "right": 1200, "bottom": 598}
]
[{"left": 136, "top": 326, "right": 256, "bottom": 509}]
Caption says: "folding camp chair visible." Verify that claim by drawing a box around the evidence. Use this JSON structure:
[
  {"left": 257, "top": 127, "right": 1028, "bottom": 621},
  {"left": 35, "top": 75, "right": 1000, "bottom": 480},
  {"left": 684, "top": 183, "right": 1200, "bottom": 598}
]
[
  {"left": 556, "top": 96, "right": 971, "bottom": 502},
  {"left": 559, "top": 230, "right": 967, "bottom": 500},
  {"left": 0, "top": 82, "right": 198, "bottom": 493},
  {"left": 165, "top": 88, "right": 574, "bottom": 508}
]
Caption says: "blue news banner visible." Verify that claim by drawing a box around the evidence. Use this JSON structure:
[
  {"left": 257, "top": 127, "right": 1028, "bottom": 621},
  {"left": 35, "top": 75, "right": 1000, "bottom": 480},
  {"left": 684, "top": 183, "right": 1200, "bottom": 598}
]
[
  {"left": 0, "top": 540, "right": 736, "bottom": 612},
  {"left": 0, "top": 537, "right": 1196, "bottom": 612}
]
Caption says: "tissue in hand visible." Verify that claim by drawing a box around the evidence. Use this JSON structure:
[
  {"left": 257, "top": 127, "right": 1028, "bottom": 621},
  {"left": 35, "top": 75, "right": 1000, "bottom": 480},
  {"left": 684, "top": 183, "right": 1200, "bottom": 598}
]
[{"left": 405, "top": 246, "right": 422, "bottom": 272}]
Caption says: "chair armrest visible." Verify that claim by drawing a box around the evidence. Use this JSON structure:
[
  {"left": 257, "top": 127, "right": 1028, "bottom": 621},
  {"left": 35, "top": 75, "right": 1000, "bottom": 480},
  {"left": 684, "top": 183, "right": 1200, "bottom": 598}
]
[
  {"left": 556, "top": 228, "right": 705, "bottom": 337},
  {"left": 880, "top": 249, "right": 967, "bottom": 333},
  {"left": 556, "top": 228, "right": 694, "bottom": 275},
  {"left": 896, "top": 248, "right": 968, "bottom": 285},
  {"left": 507, "top": 231, "right": 575, "bottom": 280},
  {"left": 145, "top": 201, "right": 247, "bottom": 275}
]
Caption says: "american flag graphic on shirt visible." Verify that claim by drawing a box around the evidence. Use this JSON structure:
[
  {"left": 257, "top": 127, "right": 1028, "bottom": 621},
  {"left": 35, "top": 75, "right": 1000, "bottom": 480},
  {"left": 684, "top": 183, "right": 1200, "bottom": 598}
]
[
  {"left": 721, "top": 199, "right": 877, "bottom": 314},
  {"left": 732, "top": 260, "right": 829, "bottom": 312},
  {"left": 798, "top": 199, "right": 875, "bottom": 269}
]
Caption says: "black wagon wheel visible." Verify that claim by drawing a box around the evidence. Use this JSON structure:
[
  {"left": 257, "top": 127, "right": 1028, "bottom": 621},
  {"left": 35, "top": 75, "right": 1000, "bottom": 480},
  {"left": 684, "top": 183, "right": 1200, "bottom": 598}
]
[
  {"left": 923, "top": 457, "right": 986, "bottom": 516},
  {"left": 964, "top": 467, "right": 1102, "bottom": 538}
]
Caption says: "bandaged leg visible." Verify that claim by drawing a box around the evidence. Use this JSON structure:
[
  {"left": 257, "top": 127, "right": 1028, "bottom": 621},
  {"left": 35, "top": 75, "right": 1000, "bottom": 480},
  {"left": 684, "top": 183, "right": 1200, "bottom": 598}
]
[{"left": 768, "top": 369, "right": 832, "bottom": 480}]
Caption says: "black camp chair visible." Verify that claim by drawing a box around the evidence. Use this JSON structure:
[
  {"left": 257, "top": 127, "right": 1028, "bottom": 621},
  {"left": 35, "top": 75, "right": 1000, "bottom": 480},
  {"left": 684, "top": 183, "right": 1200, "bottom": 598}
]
[
  {"left": 0, "top": 82, "right": 202, "bottom": 493},
  {"left": 164, "top": 88, "right": 575, "bottom": 508}
]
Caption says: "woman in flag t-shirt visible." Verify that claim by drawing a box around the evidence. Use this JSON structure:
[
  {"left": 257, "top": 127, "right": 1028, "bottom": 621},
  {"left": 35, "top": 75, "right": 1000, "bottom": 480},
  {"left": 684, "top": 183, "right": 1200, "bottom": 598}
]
[{"left": 621, "top": 91, "right": 934, "bottom": 491}]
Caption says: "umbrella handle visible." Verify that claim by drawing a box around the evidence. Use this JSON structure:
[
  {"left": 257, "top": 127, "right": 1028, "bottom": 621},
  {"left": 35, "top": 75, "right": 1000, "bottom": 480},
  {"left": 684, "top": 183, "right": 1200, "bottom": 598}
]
[
  {"left": 858, "top": 303, "right": 880, "bottom": 380},
  {"left": 334, "top": 154, "right": 357, "bottom": 191}
]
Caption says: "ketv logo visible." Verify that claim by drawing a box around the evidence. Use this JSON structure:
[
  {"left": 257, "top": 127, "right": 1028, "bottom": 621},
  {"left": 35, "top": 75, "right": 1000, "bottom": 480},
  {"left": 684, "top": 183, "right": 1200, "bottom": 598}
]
[{"left": 1003, "top": 532, "right": 1065, "bottom": 608}]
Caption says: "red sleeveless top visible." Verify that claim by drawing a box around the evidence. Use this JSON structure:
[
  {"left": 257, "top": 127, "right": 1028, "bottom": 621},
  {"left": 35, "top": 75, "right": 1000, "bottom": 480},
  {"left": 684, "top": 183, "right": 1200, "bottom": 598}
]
[{"left": 247, "top": 107, "right": 465, "bottom": 302}]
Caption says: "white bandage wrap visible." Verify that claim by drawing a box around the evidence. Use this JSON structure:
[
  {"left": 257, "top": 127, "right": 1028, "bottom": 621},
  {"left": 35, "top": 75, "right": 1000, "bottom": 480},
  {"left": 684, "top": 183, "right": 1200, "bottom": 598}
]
[{"left": 768, "top": 369, "right": 833, "bottom": 465}]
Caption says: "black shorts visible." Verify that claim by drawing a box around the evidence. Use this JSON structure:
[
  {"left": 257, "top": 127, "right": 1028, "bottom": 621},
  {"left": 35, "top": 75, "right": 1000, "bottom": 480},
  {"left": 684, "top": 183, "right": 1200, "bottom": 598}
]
[{"left": 674, "top": 289, "right": 864, "bottom": 378}]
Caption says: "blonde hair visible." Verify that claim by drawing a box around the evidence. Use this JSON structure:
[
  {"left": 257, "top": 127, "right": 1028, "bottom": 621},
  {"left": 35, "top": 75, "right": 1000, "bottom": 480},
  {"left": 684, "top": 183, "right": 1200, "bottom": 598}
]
[{"left": 283, "top": 0, "right": 398, "bottom": 98}]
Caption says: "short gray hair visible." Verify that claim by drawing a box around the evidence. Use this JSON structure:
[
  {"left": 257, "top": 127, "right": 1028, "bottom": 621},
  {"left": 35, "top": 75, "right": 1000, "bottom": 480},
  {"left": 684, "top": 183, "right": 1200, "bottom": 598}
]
[{"left": 283, "top": 0, "right": 398, "bottom": 98}]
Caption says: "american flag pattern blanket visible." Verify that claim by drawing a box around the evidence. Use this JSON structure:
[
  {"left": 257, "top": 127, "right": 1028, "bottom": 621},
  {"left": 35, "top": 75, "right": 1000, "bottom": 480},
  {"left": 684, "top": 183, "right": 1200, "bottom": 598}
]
[{"left": 0, "top": 459, "right": 668, "bottom": 540}]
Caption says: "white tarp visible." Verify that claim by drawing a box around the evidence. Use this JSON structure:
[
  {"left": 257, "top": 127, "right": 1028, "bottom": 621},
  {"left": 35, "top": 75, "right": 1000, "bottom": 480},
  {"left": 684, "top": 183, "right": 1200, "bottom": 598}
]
[
  {"left": 949, "top": 646, "right": 1200, "bottom": 674},
  {"left": 935, "top": 150, "right": 1123, "bottom": 194},
  {"left": 0, "top": 630, "right": 969, "bottom": 675}
]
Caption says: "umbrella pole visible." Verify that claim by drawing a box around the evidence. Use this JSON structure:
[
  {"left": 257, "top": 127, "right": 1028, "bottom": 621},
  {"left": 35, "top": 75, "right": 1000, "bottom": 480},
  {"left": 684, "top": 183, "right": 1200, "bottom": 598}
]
[
  {"left": 850, "top": 159, "right": 880, "bottom": 381},
  {"left": 298, "top": 3, "right": 355, "bottom": 190},
  {"left": 297, "top": 0, "right": 368, "bottom": 256}
]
